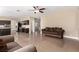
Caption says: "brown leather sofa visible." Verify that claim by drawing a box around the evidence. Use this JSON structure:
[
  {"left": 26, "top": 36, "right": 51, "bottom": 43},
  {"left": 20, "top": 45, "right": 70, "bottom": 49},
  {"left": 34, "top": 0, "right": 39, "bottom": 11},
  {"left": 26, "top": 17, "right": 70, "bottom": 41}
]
[
  {"left": 0, "top": 35, "right": 37, "bottom": 52},
  {"left": 42, "top": 27, "right": 65, "bottom": 39}
]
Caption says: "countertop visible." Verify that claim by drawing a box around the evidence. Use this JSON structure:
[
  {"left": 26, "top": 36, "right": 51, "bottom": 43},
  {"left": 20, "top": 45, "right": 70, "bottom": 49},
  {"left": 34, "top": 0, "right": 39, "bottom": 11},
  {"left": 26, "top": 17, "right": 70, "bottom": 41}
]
[{"left": 0, "top": 27, "right": 11, "bottom": 29}]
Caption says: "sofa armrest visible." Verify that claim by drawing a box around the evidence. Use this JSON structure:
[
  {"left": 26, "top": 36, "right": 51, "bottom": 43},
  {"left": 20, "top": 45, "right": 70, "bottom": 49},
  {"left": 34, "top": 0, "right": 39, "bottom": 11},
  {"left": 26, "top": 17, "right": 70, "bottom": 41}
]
[
  {"left": 14, "top": 44, "right": 37, "bottom": 52},
  {"left": 0, "top": 39, "right": 5, "bottom": 46},
  {"left": 0, "top": 35, "right": 14, "bottom": 43},
  {"left": 42, "top": 29, "right": 46, "bottom": 31}
]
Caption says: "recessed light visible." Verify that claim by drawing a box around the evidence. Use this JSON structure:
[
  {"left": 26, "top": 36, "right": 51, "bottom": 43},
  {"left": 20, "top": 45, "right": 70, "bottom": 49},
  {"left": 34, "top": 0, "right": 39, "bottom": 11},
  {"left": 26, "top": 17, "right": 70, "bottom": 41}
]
[{"left": 16, "top": 10, "right": 20, "bottom": 12}]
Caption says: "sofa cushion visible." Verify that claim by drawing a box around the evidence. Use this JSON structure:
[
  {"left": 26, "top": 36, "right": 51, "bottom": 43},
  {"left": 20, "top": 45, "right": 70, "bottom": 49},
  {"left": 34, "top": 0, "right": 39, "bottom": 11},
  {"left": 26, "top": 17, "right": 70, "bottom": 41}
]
[
  {"left": 14, "top": 44, "right": 37, "bottom": 52},
  {"left": 7, "top": 42, "right": 21, "bottom": 52},
  {"left": 0, "top": 39, "right": 8, "bottom": 52},
  {"left": 0, "top": 39, "right": 5, "bottom": 45},
  {"left": 45, "top": 27, "right": 50, "bottom": 31},
  {"left": 49, "top": 28, "right": 53, "bottom": 32},
  {"left": 0, "top": 35, "right": 14, "bottom": 43},
  {"left": 45, "top": 27, "right": 53, "bottom": 32},
  {"left": 0, "top": 45, "right": 8, "bottom": 52}
]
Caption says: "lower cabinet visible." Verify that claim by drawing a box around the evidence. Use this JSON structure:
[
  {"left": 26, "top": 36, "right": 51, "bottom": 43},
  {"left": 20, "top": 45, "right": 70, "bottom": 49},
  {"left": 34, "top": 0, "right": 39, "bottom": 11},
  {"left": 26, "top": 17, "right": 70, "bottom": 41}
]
[
  {"left": 22, "top": 28, "right": 29, "bottom": 33},
  {"left": 0, "top": 29, "right": 11, "bottom": 36}
]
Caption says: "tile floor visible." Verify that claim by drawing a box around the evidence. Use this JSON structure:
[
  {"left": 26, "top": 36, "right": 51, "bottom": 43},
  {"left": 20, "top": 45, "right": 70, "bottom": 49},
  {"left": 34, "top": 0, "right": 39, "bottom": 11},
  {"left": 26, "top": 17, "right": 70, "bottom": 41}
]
[{"left": 12, "top": 32, "right": 79, "bottom": 52}]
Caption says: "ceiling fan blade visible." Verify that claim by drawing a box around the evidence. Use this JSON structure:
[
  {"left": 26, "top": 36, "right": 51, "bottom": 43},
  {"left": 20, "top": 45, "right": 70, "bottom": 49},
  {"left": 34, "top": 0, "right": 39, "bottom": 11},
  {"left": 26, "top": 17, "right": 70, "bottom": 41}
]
[
  {"left": 39, "top": 8, "right": 45, "bottom": 10},
  {"left": 39, "top": 10, "right": 44, "bottom": 13},
  {"left": 33, "top": 6, "right": 36, "bottom": 9}
]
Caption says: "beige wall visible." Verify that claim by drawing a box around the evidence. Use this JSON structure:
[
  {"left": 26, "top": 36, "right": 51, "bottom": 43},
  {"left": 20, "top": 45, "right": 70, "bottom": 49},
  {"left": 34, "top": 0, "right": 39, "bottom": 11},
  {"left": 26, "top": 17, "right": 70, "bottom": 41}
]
[
  {"left": 19, "top": 16, "right": 30, "bottom": 21},
  {"left": 41, "top": 7, "right": 78, "bottom": 39},
  {"left": 77, "top": 7, "right": 79, "bottom": 38},
  {"left": 0, "top": 16, "right": 11, "bottom": 20}
]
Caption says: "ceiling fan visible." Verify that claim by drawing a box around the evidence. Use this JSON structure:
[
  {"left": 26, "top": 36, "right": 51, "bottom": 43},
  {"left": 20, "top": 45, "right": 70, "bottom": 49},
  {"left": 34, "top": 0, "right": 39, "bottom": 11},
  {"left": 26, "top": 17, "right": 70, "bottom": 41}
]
[{"left": 32, "top": 6, "right": 46, "bottom": 13}]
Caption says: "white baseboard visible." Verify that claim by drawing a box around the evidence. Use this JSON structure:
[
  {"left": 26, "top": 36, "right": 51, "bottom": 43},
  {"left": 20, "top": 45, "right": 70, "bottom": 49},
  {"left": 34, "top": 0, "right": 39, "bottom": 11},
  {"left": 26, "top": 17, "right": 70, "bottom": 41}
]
[{"left": 64, "top": 36, "right": 79, "bottom": 40}]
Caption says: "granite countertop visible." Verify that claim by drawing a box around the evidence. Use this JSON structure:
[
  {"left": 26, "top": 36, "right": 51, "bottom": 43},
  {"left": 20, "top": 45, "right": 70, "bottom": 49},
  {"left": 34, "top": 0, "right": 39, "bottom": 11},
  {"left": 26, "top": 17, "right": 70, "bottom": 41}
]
[{"left": 0, "top": 27, "right": 11, "bottom": 29}]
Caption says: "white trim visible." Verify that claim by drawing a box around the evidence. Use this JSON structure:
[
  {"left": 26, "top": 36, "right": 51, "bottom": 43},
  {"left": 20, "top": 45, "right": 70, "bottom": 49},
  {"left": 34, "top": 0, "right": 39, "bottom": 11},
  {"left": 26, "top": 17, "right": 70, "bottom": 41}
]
[{"left": 64, "top": 36, "right": 79, "bottom": 40}]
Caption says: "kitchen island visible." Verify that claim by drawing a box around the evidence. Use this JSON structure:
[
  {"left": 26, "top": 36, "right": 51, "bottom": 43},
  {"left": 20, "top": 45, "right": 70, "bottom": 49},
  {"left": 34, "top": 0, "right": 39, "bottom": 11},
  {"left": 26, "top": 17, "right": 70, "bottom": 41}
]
[{"left": 0, "top": 27, "right": 11, "bottom": 36}]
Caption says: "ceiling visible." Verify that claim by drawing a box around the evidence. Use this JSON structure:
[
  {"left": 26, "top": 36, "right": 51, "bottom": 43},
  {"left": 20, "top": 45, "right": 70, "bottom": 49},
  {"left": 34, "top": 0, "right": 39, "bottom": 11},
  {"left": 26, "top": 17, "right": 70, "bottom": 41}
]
[{"left": 0, "top": 6, "right": 60, "bottom": 17}]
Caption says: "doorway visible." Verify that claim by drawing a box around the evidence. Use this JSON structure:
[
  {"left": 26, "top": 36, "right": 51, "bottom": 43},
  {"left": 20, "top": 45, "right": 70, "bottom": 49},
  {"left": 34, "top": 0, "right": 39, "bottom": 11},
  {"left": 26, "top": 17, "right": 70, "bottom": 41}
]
[
  {"left": 30, "top": 17, "right": 41, "bottom": 36},
  {"left": 34, "top": 18, "right": 40, "bottom": 35}
]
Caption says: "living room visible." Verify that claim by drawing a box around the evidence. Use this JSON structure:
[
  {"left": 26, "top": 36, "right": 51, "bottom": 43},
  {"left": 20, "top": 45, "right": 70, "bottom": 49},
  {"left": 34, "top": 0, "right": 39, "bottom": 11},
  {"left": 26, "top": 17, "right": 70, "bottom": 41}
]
[{"left": 0, "top": 6, "right": 79, "bottom": 52}]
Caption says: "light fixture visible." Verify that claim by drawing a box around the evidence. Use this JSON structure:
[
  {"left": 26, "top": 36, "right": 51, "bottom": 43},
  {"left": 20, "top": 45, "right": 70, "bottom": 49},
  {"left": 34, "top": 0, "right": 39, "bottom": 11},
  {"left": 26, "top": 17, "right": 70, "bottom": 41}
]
[
  {"left": 34, "top": 10, "right": 39, "bottom": 13},
  {"left": 16, "top": 10, "right": 20, "bottom": 12}
]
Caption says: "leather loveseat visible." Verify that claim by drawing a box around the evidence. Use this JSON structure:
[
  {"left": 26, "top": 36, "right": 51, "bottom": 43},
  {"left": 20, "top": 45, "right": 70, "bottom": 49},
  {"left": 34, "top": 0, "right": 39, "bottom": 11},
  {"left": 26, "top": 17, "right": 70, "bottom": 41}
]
[
  {"left": 42, "top": 27, "right": 65, "bottom": 39},
  {"left": 0, "top": 35, "right": 37, "bottom": 52}
]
